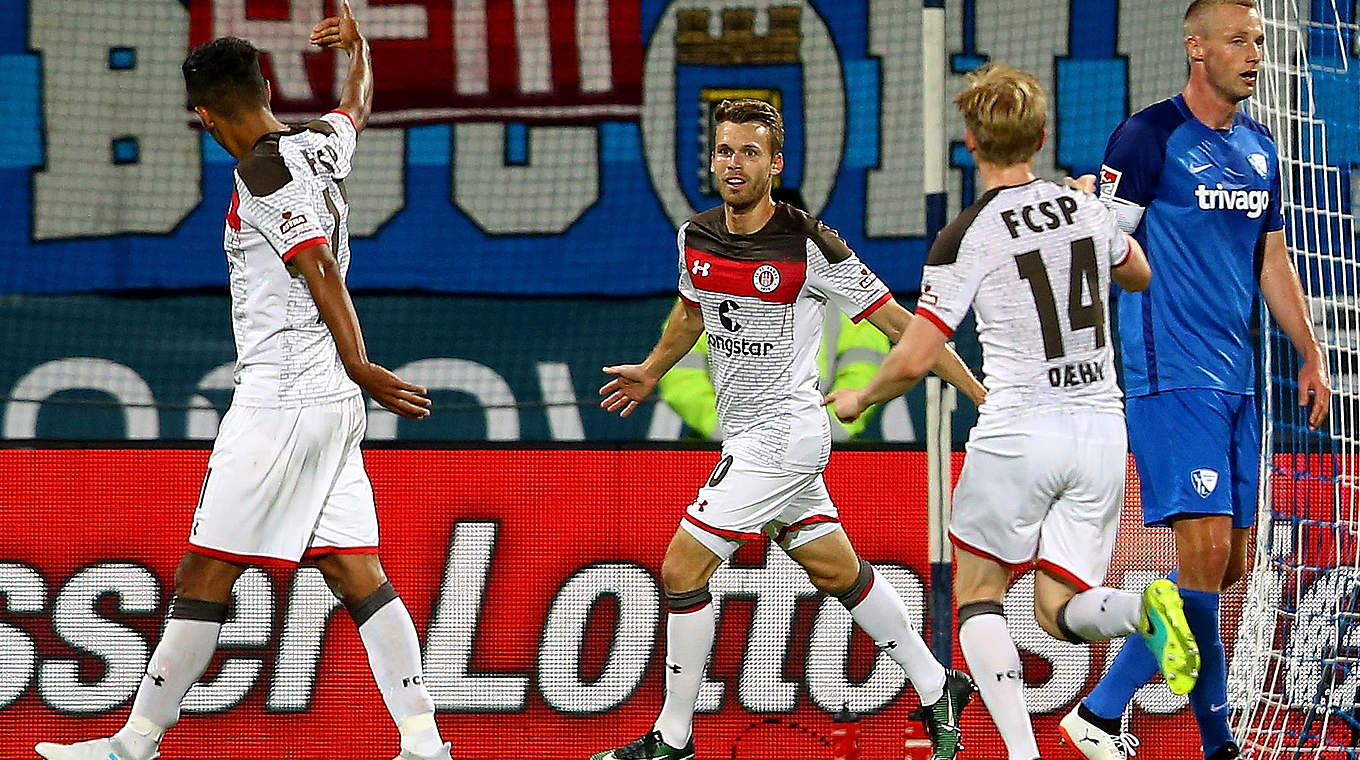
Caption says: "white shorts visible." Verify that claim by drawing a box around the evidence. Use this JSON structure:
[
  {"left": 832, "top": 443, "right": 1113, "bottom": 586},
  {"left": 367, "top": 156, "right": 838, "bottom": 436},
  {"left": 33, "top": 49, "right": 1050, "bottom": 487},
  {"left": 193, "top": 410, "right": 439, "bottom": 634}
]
[
  {"left": 189, "top": 395, "right": 378, "bottom": 565},
  {"left": 949, "top": 410, "right": 1126, "bottom": 590},
  {"left": 680, "top": 455, "right": 840, "bottom": 561}
]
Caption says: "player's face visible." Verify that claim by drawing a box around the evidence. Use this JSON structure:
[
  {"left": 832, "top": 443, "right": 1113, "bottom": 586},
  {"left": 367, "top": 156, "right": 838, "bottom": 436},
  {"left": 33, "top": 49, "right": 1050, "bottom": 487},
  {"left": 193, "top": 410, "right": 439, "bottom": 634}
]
[
  {"left": 1189, "top": 5, "right": 1264, "bottom": 104},
  {"left": 711, "top": 121, "right": 783, "bottom": 212}
]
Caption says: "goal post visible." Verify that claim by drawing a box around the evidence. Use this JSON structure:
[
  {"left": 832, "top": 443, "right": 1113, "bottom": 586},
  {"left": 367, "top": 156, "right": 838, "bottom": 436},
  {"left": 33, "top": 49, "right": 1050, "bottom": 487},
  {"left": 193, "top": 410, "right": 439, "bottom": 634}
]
[{"left": 1230, "top": 1, "right": 1360, "bottom": 756}]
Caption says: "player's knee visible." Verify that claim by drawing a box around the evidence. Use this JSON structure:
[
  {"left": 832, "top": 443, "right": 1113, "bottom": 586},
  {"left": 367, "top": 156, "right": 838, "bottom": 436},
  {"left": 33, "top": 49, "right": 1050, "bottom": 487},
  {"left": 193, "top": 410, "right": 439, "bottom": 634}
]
[
  {"left": 660, "top": 553, "right": 707, "bottom": 595},
  {"left": 828, "top": 558, "right": 874, "bottom": 608},
  {"left": 315, "top": 553, "right": 386, "bottom": 605},
  {"left": 174, "top": 552, "right": 243, "bottom": 602}
]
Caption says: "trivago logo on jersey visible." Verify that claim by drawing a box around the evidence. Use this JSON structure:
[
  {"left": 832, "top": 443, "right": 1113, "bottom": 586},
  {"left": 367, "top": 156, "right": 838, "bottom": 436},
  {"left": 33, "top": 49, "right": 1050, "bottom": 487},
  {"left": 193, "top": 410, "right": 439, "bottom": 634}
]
[{"left": 1193, "top": 185, "right": 1271, "bottom": 219}]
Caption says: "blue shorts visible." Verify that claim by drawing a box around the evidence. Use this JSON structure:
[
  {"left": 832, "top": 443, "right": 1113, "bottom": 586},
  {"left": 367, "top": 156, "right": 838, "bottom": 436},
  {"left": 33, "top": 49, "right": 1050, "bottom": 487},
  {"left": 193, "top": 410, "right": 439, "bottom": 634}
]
[{"left": 1127, "top": 389, "right": 1260, "bottom": 529}]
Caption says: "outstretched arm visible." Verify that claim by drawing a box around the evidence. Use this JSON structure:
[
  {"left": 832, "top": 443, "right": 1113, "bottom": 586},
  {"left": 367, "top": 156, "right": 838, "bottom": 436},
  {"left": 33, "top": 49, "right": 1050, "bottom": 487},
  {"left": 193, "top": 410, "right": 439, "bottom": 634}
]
[
  {"left": 600, "top": 299, "right": 705, "bottom": 418},
  {"left": 311, "top": 0, "right": 373, "bottom": 131},
  {"left": 865, "top": 299, "right": 985, "bottom": 406},
  {"left": 825, "top": 314, "right": 951, "bottom": 423},
  {"left": 1259, "top": 230, "right": 1331, "bottom": 429}
]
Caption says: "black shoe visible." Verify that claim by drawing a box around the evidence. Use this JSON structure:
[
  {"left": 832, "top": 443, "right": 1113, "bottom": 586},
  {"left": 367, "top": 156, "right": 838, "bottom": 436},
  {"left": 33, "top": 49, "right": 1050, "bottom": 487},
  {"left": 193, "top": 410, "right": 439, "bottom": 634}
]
[
  {"left": 589, "top": 730, "right": 695, "bottom": 760},
  {"left": 1206, "top": 742, "right": 1240, "bottom": 760},
  {"left": 909, "top": 668, "right": 975, "bottom": 760}
]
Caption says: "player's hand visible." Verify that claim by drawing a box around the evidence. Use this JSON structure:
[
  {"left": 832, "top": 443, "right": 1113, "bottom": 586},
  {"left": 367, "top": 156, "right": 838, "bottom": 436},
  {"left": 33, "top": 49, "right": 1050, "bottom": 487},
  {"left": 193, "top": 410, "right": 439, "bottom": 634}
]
[
  {"left": 1298, "top": 353, "right": 1332, "bottom": 430},
  {"left": 350, "top": 361, "right": 431, "bottom": 419},
  {"left": 599, "top": 364, "right": 657, "bottom": 418},
  {"left": 310, "top": 0, "right": 363, "bottom": 54},
  {"left": 823, "top": 388, "right": 869, "bottom": 424},
  {"left": 1063, "top": 174, "right": 1097, "bottom": 195}
]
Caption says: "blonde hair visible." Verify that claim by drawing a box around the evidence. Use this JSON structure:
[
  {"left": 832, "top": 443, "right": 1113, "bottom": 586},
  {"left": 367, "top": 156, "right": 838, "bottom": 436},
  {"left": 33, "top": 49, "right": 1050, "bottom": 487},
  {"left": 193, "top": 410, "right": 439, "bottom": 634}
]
[
  {"left": 1184, "top": 0, "right": 1257, "bottom": 36},
  {"left": 953, "top": 63, "right": 1046, "bottom": 166}
]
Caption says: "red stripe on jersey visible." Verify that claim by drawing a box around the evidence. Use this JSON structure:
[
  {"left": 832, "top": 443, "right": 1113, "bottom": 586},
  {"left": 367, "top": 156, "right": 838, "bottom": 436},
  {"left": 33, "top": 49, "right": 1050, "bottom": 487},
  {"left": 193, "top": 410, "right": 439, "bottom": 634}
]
[
  {"left": 226, "top": 190, "right": 241, "bottom": 232},
  {"left": 1113, "top": 238, "right": 1133, "bottom": 268},
  {"left": 915, "top": 306, "right": 954, "bottom": 338},
  {"left": 282, "top": 236, "right": 328, "bottom": 262},
  {"left": 684, "top": 247, "right": 806, "bottom": 303},
  {"left": 852, "top": 291, "right": 893, "bottom": 323},
  {"left": 328, "top": 109, "right": 357, "bottom": 131}
]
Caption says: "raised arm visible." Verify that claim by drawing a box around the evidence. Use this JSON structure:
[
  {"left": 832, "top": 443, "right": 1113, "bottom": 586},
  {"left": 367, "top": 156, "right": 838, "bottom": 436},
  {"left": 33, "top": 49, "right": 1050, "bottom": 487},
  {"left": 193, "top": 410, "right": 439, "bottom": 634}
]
[
  {"left": 600, "top": 299, "right": 706, "bottom": 418},
  {"left": 1259, "top": 230, "right": 1331, "bottom": 429},
  {"left": 311, "top": 0, "right": 373, "bottom": 131}
]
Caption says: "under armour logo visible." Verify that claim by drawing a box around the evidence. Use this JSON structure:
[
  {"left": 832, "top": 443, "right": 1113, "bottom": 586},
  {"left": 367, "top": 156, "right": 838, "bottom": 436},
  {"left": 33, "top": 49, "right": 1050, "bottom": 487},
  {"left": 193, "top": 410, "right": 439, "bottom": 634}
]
[
  {"left": 691, "top": 259, "right": 711, "bottom": 277},
  {"left": 668, "top": 663, "right": 683, "bottom": 673},
  {"left": 1191, "top": 468, "right": 1219, "bottom": 498},
  {"left": 145, "top": 672, "right": 165, "bottom": 687}
]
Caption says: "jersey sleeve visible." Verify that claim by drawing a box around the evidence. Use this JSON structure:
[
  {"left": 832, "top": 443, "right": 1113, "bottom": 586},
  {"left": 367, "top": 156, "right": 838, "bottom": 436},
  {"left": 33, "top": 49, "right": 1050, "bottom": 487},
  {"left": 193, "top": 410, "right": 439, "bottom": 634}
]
[
  {"left": 236, "top": 171, "right": 328, "bottom": 262},
  {"left": 676, "top": 223, "right": 700, "bottom": 306},
  {"left": 1099, "top": 115, "right": 1166, "bottom": 232},
  {"left": 1093, "top": 196, "right": 1132, "bottom": 267},
  {"left": 917, "top": 237, "right": 987, "bottom": 338},
  {"left": 804, "top": 221, "right": 893, "bottom": 322},
  {"left": 303, "top": 111, "right": 358, "bottom": 180}
]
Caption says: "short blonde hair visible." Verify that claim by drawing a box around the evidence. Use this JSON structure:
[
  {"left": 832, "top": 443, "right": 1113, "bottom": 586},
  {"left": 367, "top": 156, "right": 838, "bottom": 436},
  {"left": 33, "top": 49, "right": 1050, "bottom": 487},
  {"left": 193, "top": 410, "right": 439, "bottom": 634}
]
[
  {"left": 1185, "top": 0, "right": 1258, "bottom": 36},
  {"left": 953, "top": 63, "right": 1046, "bottom": 166}
]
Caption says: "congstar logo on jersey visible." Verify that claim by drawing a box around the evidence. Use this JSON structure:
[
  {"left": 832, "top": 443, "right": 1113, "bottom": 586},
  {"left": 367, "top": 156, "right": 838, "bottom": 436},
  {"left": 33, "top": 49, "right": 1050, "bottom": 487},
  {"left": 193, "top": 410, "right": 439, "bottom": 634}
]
[
  {"left": 707, "top": 333, "right": 774, "bottom": 357},
  {"left": 1193, "top": 184, "right": 1271, "bottom": 219}
]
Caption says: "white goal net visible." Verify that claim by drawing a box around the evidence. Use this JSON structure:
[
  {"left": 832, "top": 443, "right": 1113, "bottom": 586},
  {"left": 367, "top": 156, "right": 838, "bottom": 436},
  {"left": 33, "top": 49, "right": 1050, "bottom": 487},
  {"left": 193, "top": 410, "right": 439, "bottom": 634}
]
[{"left": 1230, "top": 1, "right": 1360, "bottom": 756}]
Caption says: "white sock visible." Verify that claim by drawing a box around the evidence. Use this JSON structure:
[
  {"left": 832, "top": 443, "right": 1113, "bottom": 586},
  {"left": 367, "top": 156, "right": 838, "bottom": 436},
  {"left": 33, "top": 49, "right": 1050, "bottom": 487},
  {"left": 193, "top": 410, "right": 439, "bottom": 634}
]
[
  {"left": 654, "top": 593, "right": 716, "bottom": 748},
  {"left": 1059, "top": 587, "right": 1142, "bottom": 642},
  {"left": 959, "top": 607, "right": 1039, "bottom": 760},
  {"left": 844, "top": 566, "right": 946, "bottom": 705},
  {"left": 353, "top": 586, "right": 442, "bottom": 757},
  {"left": 115, "top": 599, "right": 226, "bottom": 760}
]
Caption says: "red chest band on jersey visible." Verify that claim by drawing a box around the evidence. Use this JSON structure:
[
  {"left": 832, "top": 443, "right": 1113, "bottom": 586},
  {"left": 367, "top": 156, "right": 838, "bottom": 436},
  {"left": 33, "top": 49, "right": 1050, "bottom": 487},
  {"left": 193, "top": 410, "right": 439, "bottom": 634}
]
[{"left": 684, "top": 247, "right": 806, "bottom": 303}]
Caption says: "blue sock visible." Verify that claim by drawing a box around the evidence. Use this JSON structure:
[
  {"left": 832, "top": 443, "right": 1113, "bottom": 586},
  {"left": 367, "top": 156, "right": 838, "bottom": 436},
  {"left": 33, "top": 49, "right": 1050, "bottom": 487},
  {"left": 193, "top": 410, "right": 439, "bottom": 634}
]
[
  {"left": 1180, "top": 588, "right": 1234, "bottom": 756},
  {"left": 1082, "top": 570, "right": 1179, "bottom": 721}
]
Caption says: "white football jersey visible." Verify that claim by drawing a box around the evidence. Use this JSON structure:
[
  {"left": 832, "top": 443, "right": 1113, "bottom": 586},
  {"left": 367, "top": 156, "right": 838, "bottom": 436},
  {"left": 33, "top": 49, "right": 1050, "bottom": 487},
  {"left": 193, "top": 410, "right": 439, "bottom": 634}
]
[
  {"left": 223, "top": 111, "right": 361, "bottom": 408},
  {"left": 677, "top": 204, "right": 892, "bottom": 472},
  {"left": 916, "top": 180, "right": 1129, "bottom": 430}
]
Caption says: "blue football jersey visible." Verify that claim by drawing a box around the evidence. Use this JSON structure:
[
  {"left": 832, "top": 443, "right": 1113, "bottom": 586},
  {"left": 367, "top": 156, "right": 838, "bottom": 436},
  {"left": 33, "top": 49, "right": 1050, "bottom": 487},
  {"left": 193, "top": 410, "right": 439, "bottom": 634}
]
[{"left": 1098, "top": 95, "right": 1284, "bottom": 397}]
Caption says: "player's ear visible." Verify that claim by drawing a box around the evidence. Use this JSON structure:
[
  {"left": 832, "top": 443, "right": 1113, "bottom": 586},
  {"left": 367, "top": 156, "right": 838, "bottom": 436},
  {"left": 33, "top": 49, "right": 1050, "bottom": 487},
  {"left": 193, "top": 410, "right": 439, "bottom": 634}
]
[
  {"left": 1186, "top": 34, "right": 1204, "bottom": 63},
  {"left": 193, "top": 105, "right": 214, "bottom": 131},
  {"left": 771, "top": 152, "right": 784, "bottom": 177},
  {"left": 963, "top": 129, "right": 976, "bottom": 154},
  {"left": 1034, "top": 129, "right": 1046, "bottom": 153},
  {"left": 264, "top": 79, "right": 273, "bottom": 103}
]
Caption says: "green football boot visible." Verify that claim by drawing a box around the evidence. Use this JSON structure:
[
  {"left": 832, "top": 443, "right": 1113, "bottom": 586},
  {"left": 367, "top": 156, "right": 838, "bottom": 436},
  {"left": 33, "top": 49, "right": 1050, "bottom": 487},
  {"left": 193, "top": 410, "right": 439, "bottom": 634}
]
[
  {"left": 1138, "top": 578, "right": 1201, "bottom": 695},
  {"left": 908, "top": 668, "right": 975, "bottom": 760}
]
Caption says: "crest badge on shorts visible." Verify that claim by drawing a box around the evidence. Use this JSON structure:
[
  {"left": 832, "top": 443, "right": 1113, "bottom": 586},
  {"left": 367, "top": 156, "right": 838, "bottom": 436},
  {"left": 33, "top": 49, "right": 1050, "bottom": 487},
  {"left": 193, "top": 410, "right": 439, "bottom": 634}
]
[{"left": 1191, "top": 468, "right": 1219, "bottom": 498}]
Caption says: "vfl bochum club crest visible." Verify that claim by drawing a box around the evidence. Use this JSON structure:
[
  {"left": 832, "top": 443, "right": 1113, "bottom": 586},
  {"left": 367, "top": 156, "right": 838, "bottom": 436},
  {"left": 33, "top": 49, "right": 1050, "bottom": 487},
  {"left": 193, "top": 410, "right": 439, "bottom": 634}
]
[
  {"left": 1191, "top": 468, "right": 1220, "bottom": 498},
  {"left": 1248, "top": 153, "right": 1269, "bottom": 177}
]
